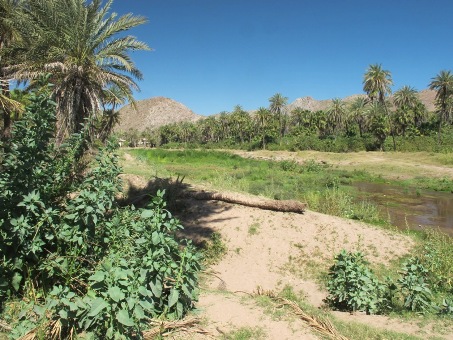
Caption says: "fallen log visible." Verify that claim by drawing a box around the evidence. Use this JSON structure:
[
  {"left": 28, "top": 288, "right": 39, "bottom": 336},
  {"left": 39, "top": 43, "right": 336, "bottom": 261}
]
[{"left": 185, "top": 190, "right": 306, "bottom": 214}]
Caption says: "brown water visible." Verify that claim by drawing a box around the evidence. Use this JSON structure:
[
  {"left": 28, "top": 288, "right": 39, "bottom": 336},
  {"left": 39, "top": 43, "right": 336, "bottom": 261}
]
[{"left": 353, "top": 182, "right": 453, "bottom": 236}]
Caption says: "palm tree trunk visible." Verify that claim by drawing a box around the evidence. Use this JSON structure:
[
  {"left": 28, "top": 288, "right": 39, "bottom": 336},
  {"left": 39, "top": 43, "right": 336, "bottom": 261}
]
[
  {"left": 1, "top": 80, "right": 11, "bottom": 141},
  {"left": 383, "top": 103, "right": 396, "bottom": 151}
]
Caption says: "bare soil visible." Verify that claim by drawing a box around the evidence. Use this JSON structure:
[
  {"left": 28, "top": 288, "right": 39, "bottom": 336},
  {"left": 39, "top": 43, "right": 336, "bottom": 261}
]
[{"left": 173, "top": 198, "right": 452, "bottom": 339}]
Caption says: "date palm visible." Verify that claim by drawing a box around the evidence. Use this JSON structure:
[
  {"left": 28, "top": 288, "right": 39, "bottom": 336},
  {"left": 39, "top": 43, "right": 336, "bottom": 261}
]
[
  {"left": 269, "top": 93, "right": 288, "bottom": 143},
  {"left": 326, "top": 98, "right": 346, "bottom": 136},
  {"left": 393, "top": 85, "right": 418, "bottom": 110},
  {"left": 393, "top": 86, "right": 419, "bottom": 136},
  {"left": 349, "top": 97, "right": 368, "bottom": 137},
  {"left": 429, "top": 70, "right": 453, "bottom": 144},
  {"left": 9, "top": 0, "right": 149, "bottom": 142},
  {"left": 0, "top": 0, "right": 26, "bottom": 139},
  {"left": 363, "top": 64, "right": 396, "bottom": 150}
]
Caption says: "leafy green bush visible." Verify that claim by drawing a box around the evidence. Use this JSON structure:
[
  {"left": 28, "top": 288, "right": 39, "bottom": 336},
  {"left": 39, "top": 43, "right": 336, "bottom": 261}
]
[
  {"left": 398, "top": 257, "right": 433, "bottom": 313},
  {"left": 325, "top": 250, "right": 390, "bottom": 314},
  {"left": 420, "top": 229, "right": 453, "bottom": 292},
  {"left": 0, "top": 86, "right": 201, "bottom": 339}
]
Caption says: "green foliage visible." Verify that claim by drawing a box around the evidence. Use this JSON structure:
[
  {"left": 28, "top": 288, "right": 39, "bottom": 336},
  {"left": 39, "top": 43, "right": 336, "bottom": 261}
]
[
  {"left": 397, "top": 257, "right": 433, "bottom": 313},
  {"left": 325, "top": 250, "right": 391, "bottom": 314},
  {"left": 437, "top": 298, "right": 453, "bottom": 316},
  {"left": 0, "top": 88, "right": 201, "bottom": 339},
  {"left": 419, "top": 229, "right": 453, "bottom": 292},
  {"left": 202, "top": 232, "right": 227, "bottom": 265}
]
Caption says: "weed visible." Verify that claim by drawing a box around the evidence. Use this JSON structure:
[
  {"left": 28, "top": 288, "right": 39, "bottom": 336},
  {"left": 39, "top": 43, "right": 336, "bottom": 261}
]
[
  {"left": 222, "top": 326, "right": 266, "bottom": 340},
  {"left": 248, "top": 223, "right": 260, "bottom": 235},
  {"left": 202, "top": 232, "right": 227, "bottom": 265}
]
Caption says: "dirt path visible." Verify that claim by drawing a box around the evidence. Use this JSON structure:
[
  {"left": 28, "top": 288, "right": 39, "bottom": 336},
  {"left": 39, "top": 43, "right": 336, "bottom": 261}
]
[{"left": 175, "top": 198, "right": 453, "bottom": 340}]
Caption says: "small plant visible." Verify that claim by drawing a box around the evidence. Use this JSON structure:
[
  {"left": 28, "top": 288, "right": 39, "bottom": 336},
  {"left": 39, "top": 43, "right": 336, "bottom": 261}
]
[
  {"left": 202, "top": 232, "right": 227, "bottom": 265},
  {"left": 398, "top": 257, "right": 432, "bottom": 314},
  {"left": 248, "top": 223, "right": 260, "bottom": 235},
  {"left": 437, "top": 298, "right": 453, "bottom": 316},
  {"left": 325, "top": 250, "right": 390, "bottom": 314}
]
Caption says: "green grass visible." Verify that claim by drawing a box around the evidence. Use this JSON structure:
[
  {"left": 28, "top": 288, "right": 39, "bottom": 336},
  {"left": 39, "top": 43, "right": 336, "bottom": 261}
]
[
  {"left": 221, "top": 327, "right": 267, "bottom": 340},
  {"left": 128, "top": 149, "right": 388, "bottom": 225}
]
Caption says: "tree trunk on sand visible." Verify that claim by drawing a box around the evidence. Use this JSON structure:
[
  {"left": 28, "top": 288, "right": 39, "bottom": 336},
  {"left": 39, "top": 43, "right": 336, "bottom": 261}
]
[{"left": 185, "top": 190, "right": 306, "bottom": 214}]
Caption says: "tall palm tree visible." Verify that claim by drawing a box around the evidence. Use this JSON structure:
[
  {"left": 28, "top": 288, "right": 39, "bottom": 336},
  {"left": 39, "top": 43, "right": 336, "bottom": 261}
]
[
  {"left": 429, "top": 70, "right": 453, "bottom": 144},
  {"left": 9, "top": 0, "right": 150, "bottom": 142},
  {"left": 326, "top": 98, "right": 346, "bottom": 136},
  {"left": 269, "top": 93, "right": 288, "bottom": 143},
  {"left": 255, "top": 107, "right": 273, "bottom": 150},
  {"left": 393, "top": 85, "right": 418, "bottom": 110},
  {"left": 363, "top": 64, "right": 396, "bottom": 150},
  {"left": 348, "top": 97, "right": 368, "bottom": 137},
  {"left": 0, "top": 0, "right": 26, "bottom": 139}
]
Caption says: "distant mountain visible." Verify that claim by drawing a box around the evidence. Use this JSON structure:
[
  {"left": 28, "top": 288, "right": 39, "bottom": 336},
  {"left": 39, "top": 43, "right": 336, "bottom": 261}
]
[{"left": 116, "top": 97, "right": 202, "bottom": 132}]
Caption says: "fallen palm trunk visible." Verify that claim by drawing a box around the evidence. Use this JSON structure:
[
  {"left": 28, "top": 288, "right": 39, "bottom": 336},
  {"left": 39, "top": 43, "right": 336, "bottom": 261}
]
[{"left": 185, "top": 190, "right": 307, "bottom": 214}]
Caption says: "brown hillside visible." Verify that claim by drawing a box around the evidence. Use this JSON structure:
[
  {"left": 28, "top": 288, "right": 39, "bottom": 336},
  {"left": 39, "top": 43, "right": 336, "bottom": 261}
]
[{"left": 116, "top": 97, "right": 202, "bottom": 132}]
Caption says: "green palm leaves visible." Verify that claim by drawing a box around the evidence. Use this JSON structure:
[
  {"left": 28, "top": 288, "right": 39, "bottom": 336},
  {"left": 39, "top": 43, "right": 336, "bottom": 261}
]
[{"left": 5, "top": 0, "right": 150, "bottom": 140}]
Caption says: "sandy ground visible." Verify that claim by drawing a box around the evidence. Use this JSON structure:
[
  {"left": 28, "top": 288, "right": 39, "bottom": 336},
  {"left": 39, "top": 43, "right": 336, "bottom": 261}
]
[
  {"left": 169, "top": 198, "right": 452, "bottom": 340},
  {"left": 119, "top": 153, "right": 453, "bottom": 340}
]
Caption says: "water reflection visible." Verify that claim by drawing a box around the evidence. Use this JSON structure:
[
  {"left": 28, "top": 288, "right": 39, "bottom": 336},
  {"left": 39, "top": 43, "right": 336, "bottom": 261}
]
[{"left": 352, "top": 182, "right": 453, "bottom": 236}]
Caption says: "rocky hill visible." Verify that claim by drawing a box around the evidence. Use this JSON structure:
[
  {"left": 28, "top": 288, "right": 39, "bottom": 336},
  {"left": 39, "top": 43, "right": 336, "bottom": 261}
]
[{"left": 116, "top": 97, "right": 202, "bottom": 132}]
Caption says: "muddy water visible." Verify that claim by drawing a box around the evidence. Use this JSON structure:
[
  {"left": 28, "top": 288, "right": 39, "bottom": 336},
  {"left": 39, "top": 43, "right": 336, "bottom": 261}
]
[{"left": 352, "top": 182, "right": 453, "bottom": 236}]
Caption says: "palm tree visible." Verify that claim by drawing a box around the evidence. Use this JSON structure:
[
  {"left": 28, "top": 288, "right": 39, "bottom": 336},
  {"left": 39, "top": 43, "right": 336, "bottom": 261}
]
[
  {"left": 393, "top": 85, "right": 418, "bottom": 110},
  {"left": 348, "top": 97, "right": 368, "bottom": 137},
  {"left": 363, "top": 64, "right": 396, "bottom": 150},
  {"left": 429, "top": 70, "right": 453, "bottom": 144},
  {"left": 0, "top": 0, "right": 26, "bottom": 139},
  {"left": 9, "top": 0, "right": 150, "bottom": 142},
  {"left": 255, "top": 107, "right": 273, "bottom": 150},
  {"left": 326, "top": 98, "right": 346, "bottom": 136},
  {"left": 269, "top": 93, "right": 288, "bottom": 143}
]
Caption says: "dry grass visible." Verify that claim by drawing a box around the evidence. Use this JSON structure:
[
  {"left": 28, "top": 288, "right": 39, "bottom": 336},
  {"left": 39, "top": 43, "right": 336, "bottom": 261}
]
[{"left": 253, "top": 287, "right": 349, "bottom": 340}]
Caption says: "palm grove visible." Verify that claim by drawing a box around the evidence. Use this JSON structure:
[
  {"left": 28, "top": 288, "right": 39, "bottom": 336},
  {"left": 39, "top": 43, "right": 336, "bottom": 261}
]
[
  {"left": 132, "top": 65, "right": 453, "bottom": 152},
  {"left": 0, "top": 1, "right": 204, "bottom": 339}
]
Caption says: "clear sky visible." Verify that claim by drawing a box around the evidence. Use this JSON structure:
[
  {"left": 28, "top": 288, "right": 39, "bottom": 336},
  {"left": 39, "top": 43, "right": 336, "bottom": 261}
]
[{"left": 110, "top": 0, "right": 453, "bottom": 116}]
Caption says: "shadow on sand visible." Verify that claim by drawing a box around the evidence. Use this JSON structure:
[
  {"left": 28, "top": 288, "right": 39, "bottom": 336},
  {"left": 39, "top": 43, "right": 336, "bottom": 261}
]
[{"left": 118, "top": 175, "right": 234, "bottom": 246}]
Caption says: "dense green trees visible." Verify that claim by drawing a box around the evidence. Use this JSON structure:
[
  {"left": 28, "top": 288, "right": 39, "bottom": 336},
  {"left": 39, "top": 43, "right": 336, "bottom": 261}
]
[{"left": 145, "top": 63, "right": 453, "bottom": 152}]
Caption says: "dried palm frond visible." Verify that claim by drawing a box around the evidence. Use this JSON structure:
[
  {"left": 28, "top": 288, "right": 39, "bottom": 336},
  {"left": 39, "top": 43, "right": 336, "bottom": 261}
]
[
  {"left": 254, "top": 287, "right": 349, "bottom": 340},
  {"left": 143, "top": 317, "right": 212, "bottom": 339},
  {"left": 0, "top": 319, "right": 12, "bottom": 331}
]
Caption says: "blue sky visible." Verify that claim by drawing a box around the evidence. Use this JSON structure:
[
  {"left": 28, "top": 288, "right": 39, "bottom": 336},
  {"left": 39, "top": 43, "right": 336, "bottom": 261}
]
[{"left": 111, "top": 0, "right": 453, "bottom": 116}]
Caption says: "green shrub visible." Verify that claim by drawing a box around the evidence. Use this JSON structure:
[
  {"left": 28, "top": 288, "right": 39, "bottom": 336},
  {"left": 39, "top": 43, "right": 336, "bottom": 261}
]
[
  {"left": 325, "top": 250, "right": 391, "bottom": 314},
  {"left": 0, "top": 86, "right": 201, "bottom": 339},
  {"left": 420, "top": 229, "right": 453, "bottom": 292},
  {"left": 398, "top": 257, "right": 433, "bottom": 314}
]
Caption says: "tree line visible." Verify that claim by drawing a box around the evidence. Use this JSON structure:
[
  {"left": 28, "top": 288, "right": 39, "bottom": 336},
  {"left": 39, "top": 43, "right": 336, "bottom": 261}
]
[{"left": 120, "top": 65, "right": 453, "bottom": 152}]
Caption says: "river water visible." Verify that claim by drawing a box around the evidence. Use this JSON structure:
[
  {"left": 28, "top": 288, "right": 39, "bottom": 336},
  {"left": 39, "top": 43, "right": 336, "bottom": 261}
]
[{"left": 352, "top": 182, "right": 453, "bottom": 236}]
